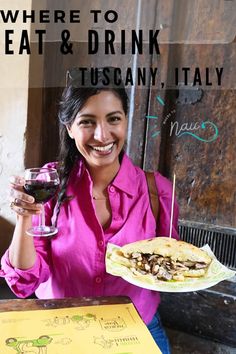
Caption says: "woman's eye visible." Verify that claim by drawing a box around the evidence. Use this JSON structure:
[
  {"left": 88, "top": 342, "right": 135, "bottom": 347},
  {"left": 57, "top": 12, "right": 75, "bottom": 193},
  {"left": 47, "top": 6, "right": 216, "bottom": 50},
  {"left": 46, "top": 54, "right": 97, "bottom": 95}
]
[
  {"left": 79, "top": 120, "right": 94, "bottom": 126},
  {"left": 109, "top": 116, "right": 121, "bottom": 123}
]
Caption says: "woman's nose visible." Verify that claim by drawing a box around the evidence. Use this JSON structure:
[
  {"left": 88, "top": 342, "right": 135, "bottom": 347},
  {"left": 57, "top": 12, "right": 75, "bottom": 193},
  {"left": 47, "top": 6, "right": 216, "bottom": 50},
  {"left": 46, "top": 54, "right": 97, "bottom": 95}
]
[{"left": 94, "top": 123, "right": 110, "bottom": 142}]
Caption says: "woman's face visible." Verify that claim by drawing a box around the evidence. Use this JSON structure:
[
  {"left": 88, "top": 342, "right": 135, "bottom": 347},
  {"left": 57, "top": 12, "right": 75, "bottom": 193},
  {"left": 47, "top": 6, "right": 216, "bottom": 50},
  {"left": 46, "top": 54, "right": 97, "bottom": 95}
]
[{"left": 67, "top": 91, "right": 127, "bottom": 169}]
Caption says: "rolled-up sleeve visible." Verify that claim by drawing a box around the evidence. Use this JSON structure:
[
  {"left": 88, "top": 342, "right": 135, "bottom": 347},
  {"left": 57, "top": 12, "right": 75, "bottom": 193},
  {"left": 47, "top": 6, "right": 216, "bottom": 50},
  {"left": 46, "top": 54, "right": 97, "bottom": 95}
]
[
  {"left": 155, "top": 172, "right": 179, "bottom": 240},
  {"left": 0, "top": 237, "right": 51, "bottom": 298}
]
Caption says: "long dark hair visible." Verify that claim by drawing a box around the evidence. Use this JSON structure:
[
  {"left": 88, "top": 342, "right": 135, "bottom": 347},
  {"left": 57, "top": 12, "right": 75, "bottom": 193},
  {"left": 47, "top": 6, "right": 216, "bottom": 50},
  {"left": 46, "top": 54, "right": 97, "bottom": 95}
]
[{"left": 54, "top": 68, "right": 129, "bottom": 225}]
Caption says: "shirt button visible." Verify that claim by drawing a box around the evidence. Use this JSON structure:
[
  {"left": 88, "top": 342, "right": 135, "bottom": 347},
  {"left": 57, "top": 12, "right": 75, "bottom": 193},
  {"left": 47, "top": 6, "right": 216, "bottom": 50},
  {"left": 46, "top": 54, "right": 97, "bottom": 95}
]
[
  {"left": 98, "top": 240, "right": 104, "bottom": 247},
  {"left": 95, "top": 277, "right": 102, "bottom": 284},
  {"left": 109, "top": 186, "right": 115, "bottom": 193}
]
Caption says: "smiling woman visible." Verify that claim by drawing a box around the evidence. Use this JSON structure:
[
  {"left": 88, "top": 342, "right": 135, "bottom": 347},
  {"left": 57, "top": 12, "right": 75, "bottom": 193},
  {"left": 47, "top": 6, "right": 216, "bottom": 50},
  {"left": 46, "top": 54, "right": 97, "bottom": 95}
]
[
  {"left": 57, "top": 68, "right": 129, "bottom": 220},
  {"left": 1, "top": 67, "right": 179, "bottom": 354}
]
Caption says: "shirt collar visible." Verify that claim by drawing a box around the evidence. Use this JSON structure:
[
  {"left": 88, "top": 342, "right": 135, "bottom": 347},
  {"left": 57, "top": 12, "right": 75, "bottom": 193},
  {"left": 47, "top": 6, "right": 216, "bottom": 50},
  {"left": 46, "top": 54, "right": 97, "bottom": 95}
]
[
  {"left": 112, "top": 153, "right": 137, "bottom": 197},
  {"left": 74, "top": 153, "right": 138, "bottom": 197}
]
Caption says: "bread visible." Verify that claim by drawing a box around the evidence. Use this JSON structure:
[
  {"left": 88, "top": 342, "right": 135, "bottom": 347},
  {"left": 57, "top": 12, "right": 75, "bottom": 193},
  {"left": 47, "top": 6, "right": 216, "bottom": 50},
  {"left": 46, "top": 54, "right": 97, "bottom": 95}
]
[{"left": 121, "top": 237, "right": 212, "bottom": 264}]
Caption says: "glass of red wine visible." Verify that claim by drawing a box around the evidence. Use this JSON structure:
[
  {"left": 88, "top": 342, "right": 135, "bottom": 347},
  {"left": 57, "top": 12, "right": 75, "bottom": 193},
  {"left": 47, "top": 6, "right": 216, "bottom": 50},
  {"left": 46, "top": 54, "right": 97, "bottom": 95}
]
[{"left": 24, "top": 167, "right": 60, "bottom": 236}]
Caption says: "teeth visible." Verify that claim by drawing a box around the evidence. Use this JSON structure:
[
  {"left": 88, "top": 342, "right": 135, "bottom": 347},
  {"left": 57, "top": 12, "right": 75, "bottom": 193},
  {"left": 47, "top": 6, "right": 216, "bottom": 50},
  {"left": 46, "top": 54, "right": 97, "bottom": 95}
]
[{"left": 92, "top": 143, "right": 114, "bottom": 152}]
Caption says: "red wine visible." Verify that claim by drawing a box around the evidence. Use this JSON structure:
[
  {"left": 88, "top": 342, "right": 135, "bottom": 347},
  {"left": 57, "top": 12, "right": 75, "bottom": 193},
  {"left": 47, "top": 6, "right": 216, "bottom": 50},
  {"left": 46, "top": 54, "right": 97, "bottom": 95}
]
[{"left": 24, "top": 180, "right": 59, "bottom": 203}]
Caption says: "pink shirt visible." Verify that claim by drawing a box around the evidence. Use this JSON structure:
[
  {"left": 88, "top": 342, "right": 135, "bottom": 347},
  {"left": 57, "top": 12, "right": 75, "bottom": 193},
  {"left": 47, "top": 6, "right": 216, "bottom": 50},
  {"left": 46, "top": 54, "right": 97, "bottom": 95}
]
[{"left": 1, "top": 154, "right": 179, "bottom": 324}]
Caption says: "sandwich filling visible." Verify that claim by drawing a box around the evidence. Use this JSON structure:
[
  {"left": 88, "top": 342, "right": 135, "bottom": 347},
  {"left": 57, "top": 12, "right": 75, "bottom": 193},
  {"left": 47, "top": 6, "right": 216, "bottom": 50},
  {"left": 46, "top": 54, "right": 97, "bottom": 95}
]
[{"left": 123, "top": 251, "right": 209, "bottom": 281}]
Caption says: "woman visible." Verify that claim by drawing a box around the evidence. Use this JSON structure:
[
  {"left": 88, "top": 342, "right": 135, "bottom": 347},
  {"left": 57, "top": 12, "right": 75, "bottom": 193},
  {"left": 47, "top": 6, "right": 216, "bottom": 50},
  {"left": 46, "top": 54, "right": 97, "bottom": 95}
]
[{"left": 1, "top": 67, "right": 179, "bottom": 354}]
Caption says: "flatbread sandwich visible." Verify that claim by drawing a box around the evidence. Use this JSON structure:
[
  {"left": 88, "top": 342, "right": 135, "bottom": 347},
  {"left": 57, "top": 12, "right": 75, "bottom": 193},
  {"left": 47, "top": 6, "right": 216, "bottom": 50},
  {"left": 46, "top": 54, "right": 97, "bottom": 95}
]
[{"left": 110, "top": 237, "right": 212, "bottom": 282}]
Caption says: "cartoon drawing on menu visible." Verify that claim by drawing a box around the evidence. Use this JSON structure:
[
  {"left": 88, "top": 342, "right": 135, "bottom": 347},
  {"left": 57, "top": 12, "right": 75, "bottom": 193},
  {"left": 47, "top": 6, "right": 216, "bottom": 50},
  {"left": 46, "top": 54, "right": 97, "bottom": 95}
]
[
  {"left": 5, "top": 335, "right": 52, "bottom": 354},
  {"left": 99, "top": 316, "right": 127, "bottom": 332},
  {"left": 44, "top": 313, "right": 96, "bottom": 330},
  {"left": 93, "top": 335, "right": 113, "bottom": 349},
  {"left": 45, "top": 315, "right": 71, "bottom": 326},
  {"left": 72, "top": 313, "right": 96, "bottom": 330}
]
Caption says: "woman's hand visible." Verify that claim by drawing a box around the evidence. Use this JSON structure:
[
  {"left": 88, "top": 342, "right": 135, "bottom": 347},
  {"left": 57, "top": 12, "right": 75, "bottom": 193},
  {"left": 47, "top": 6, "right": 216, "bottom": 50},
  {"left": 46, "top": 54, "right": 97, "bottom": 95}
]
[{"left": 9, "top": 176, "right": 42, "bottom": 217}]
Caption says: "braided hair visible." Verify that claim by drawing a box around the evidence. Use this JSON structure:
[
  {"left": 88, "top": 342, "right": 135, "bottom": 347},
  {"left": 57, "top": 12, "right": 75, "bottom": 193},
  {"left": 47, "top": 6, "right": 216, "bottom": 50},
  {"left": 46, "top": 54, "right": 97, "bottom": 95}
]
[{"left": 54, "top": 69, "right": 129, "bottom": 226}]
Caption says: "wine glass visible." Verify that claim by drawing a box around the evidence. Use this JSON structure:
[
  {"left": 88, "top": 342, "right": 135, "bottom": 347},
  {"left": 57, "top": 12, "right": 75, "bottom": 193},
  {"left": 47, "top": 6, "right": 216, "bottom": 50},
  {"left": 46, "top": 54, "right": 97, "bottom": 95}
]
[{"left": 24, "top": 167, "right": 60, "bottom": 236}]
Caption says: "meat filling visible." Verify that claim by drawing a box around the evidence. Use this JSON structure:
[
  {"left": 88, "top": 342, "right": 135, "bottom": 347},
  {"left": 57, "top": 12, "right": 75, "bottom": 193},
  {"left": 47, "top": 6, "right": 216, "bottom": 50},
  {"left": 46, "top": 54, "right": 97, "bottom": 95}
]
[{"left": 125, "top": 252, "right": 208, "bottom": 281}]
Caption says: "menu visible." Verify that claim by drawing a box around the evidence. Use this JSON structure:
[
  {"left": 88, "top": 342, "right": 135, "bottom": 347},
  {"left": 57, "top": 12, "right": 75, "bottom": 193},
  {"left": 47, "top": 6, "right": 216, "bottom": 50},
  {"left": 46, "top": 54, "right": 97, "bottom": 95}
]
[{"left": 0, "top": 303, "right": 161, "bottom": 354}]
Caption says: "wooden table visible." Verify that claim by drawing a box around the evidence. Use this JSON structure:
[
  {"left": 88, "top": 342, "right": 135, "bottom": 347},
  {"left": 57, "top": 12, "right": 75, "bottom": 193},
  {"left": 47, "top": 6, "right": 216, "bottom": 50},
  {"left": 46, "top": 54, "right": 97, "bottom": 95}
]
[{"left": 0, "top": 296, "right": 132, "bottom": 312}]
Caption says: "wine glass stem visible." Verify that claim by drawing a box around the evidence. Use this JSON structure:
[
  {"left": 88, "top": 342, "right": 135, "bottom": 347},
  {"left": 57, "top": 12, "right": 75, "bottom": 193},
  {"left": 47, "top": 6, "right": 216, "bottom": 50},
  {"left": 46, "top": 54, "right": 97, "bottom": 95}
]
[{"left": 40, "top": 204, "right": 45, "bottom": 228}]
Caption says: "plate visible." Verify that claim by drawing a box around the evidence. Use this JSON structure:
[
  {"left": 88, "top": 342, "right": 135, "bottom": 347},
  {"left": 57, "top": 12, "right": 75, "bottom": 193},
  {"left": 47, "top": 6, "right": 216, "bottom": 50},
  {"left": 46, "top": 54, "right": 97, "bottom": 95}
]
[{"left": 106, "top": 243, "right": 235, "bottom": 293}]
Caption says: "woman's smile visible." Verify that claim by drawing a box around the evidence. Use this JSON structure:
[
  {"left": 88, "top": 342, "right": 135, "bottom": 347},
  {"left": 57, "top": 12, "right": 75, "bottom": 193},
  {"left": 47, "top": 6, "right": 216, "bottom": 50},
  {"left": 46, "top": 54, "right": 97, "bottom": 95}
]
[{"left": 89, "top": 142, "right": 115, "bottom": 154}]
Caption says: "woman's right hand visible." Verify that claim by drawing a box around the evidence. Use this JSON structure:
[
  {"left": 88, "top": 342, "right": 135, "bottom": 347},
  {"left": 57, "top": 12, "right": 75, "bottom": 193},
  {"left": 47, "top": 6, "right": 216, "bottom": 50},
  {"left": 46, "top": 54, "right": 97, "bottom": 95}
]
[{"left": 9, "top": 176, "right": 42, "bottom": 217}]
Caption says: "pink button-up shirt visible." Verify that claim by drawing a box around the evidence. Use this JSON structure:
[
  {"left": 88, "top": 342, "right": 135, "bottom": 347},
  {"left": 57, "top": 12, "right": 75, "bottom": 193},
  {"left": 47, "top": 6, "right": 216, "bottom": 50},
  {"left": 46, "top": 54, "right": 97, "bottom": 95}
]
[{"left": 1, "top": 154, "right": 179, "bottom": 324}]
